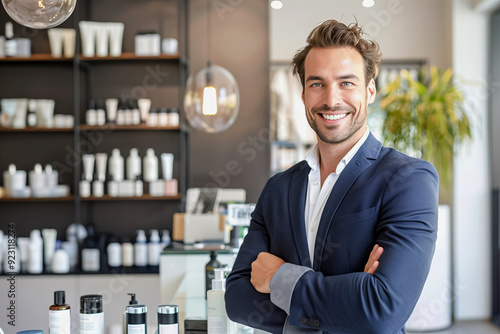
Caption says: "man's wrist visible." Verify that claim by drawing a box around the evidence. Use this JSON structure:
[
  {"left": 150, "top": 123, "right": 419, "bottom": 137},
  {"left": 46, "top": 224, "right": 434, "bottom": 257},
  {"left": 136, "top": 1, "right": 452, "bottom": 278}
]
[{"left": 269, "top": 263, "right": 312, "bottom": 314}]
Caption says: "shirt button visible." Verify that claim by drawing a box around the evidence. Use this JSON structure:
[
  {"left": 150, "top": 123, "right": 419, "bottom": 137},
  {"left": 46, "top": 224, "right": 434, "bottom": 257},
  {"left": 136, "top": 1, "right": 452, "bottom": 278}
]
[
  {"left": 311, "top": 226, "right": 317, "bottom": 232},
  {"left": 313, "top": 182, "right": 319, "bottom": 186}
]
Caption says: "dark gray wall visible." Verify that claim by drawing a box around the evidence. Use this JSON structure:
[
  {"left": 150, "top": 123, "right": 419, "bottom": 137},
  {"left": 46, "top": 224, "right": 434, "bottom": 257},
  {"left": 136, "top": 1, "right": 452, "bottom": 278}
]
[
  {"left": 492, "top": 9, "right": 500, "bottom": 189},
  {"left": 188, "top": 0, "right": 270, "bottom": 203}
]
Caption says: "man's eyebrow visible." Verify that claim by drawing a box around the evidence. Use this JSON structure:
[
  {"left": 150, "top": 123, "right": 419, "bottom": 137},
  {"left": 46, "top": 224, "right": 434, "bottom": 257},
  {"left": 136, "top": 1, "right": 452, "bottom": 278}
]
[
  {"left": 337, "top": 74, "right": 360, "bottom": 81},
  {"left": 305, "top": 75, "right": 323, "bottom": 82},
  {"left": 305, "top": 74, "right": 360, "bottom": 82}
]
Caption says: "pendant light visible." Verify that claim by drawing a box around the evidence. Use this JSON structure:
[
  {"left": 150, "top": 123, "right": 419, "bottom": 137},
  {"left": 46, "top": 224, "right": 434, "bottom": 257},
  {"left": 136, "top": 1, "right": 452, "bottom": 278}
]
[
  {"left": 2, "top": 0, "right": 77, "bottom": 29},
  {"left": 184, "top": 0, "right": 240, "bottom": 133}
]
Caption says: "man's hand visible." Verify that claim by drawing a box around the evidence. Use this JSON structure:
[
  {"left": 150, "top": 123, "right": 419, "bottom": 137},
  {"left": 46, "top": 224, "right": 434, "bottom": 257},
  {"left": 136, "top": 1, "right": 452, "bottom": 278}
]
[
  {"left": 364, "top": 244, "right": 384, "bottom": 275},
  {"left": 251, "top": 252, "right": 285, "bottom": 294}
]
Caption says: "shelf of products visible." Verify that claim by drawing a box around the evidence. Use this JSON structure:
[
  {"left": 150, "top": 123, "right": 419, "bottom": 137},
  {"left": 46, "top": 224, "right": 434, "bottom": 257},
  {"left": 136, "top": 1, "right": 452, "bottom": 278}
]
[
  {"left": 81, "top": 194, "right": 181, "bottom": 201},
  {"left": 79, "top": 124, "right": 180, "bottom": 131},
  {"left": 0, "top": 0, "right": 189, "bottom": 256},
  {"left": 0, "top": 196, "right": 75, "bottom": 202},
  {"left": 0, "top": 54, "right": 74, "bottom": 62},
  {"left": 0, "top": 126, "right": 74, "bottom": 132},
  {"left": 79, "top": 52, "right": 180, "bottom": 61}
]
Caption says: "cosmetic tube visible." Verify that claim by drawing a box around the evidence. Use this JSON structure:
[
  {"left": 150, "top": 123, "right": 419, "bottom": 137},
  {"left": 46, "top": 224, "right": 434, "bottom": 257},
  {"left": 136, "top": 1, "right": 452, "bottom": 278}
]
[
  {"left": 48, "top": 29, "right": 63, "bottom": 58},
  {"left": 107, "top": 22, "right": 124, "bottom": 57},
  {"left": 42, "top": 229, "right": 57, "bottom": 271},
  {"left": 79, "top": 21, "right": 97, "bottom": 57},
  {"left": 82, "top": 154, "right": 96, "bottom": 182},
  {"left": 95, "top": 153, "right": 108, "bottom": 182},
  {"left": 63, "top": 28, "right": 76, "bottom": 58},
  {"left": 161, "top": 153, "right": 174, "bottom": 181},
  {"left": 105, "top": 98, "right": 118, "bottom": 123},
  {"left": 29, "top": 229, "right": 43, "bottom": 274},
  {"left": 95, "top": 23, "right": 109, "bottom": 57},
  {"left": 137, "top": 99, "right": 151, "bottom": 124}
]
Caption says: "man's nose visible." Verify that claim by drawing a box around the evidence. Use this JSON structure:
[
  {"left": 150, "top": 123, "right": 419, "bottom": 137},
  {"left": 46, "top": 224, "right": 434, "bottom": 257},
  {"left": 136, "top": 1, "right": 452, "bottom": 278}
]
[{"left": 324, "top": 86, "right": 343, "bottom": 107}]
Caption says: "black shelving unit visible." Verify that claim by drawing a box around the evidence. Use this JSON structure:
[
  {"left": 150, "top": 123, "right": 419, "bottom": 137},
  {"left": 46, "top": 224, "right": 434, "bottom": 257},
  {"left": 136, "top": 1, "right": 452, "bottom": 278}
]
[{"left": 0, "top": 0, "right": 190, "bottom": 274}]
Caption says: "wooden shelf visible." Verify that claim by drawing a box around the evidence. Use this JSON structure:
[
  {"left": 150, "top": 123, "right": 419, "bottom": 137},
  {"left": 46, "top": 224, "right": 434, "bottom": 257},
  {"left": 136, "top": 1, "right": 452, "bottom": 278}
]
[
  {"left": 0, "top": 196, "right": 74, "bottom": 202},
  {"left": 0, "top": 54, "right": 73, "bottom": 62},
  {"left": 79, "top": 124, "right": 180, "bottom": 131},
  {"left": 79, "top": 53, "right": 179, "bottom": 61},
  {"left": 81, "top": 194, "right": 181, "bottom": 201},
  {"left": 0, "top": 126, "right": 74, "bottom": 132}
]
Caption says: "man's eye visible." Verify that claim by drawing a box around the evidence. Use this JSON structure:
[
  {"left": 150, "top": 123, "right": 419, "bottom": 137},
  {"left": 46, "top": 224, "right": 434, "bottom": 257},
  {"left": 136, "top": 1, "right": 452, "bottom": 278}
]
[
  {"left": 341, "top": 82, "right": 353, "bottom": 86},
  {"left": 311, "top": 83, "right": 322, "bottom": 87}
]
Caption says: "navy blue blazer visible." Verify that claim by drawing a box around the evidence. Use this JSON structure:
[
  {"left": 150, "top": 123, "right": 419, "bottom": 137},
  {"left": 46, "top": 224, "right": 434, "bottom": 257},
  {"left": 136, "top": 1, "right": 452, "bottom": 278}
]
[{"left": 226, "top": 133, "right": 439, "bottom": 334}]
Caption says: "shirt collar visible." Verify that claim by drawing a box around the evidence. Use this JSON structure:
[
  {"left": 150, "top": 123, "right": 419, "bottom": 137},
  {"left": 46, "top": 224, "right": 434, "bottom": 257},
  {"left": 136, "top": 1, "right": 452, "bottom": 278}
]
[{"left": 305, "top": 127, "right": 370, "bottom": 175}]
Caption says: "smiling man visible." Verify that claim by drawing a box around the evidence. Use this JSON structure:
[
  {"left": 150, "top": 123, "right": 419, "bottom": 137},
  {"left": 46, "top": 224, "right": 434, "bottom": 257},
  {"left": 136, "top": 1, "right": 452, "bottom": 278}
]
[{"left": 226, "top": 20, "right": 439, "bottom": 334}]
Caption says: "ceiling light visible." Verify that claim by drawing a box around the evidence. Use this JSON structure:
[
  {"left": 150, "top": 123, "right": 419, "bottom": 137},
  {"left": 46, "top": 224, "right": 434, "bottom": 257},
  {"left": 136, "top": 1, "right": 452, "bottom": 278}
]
[
  {"left": 270, "top": 0, "right": 283, "bottom": 10},
  {"left": 1, "top": 0, "right": 77, "bottom": 29},
  {"left": 362, "top": 0, "right": 375, "bottom": 8},
  {"left": 184, "top": 1, "right": 240, "bottom": 133}
]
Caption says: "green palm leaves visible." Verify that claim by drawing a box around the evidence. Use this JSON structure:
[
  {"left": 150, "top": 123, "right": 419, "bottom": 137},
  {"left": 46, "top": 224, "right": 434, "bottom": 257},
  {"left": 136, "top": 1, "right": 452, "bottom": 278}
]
[{"left": 379, "top": 66, "right": 471, "bottom": 185}]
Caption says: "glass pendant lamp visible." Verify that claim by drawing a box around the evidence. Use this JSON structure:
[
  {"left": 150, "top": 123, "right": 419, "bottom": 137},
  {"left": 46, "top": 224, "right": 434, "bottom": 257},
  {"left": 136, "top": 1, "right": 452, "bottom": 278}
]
[
  {"left": 183, "top": 0, "right": 240, "bottom": 133},
  {"left": 2, "top": 0, "right": 77, "bottom": 29}
]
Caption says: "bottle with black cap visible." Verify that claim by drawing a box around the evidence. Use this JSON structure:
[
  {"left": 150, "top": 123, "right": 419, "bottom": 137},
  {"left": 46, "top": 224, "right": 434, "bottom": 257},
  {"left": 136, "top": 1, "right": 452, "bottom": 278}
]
[
  {"left": 125, "top": 293, "right": 147, "bottom": 334},
  {"left": 49, "top": 290, "right": 71, "bottom": 334},
  {"left": 80, "top": 294, "right": 104, "bottom": 334},
  {"left": 158, "top": 305, "right": 179, "bottom": 334}
]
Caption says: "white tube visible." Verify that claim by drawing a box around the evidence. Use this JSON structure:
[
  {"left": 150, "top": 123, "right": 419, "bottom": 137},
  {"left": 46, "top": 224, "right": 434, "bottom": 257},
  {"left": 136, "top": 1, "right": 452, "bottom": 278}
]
[
  {"left": 95, "top": 153, "right": 108, "bottom": 182},
  {"left": 107, "top": 22, "right": 124, "bottom": 57},
  {"left": 42, "top": 229, "right": 57, "bottom": 270},
  {"left": 161, "top": 153, "right": 174, "bottom": 181},
  {"left": 137, "top": 98, "right": 151, "bottom": 123},
  {"left": 82, "top": 154, "right": 95, "bottom": 182},
  {"left": 62, "top": 28, "right": 76, "bottom": 58},
  {"left": 79, "top": 21, "right": 97, "bottom": 57},
  {"left": 48, "top": 28, "right": 63, "bottom": 58},
  {"left": 95, "top": 23, "right": 110, "bottom": 57},
  {"left": 105, "top": 98, "right": 118, "bottom": 123}
]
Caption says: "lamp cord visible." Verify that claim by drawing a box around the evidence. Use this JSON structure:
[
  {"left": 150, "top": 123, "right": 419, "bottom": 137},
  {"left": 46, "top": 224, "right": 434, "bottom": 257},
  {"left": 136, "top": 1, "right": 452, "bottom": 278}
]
[{"left": 207, "top": 0, "right": 211, "bottom": 68}]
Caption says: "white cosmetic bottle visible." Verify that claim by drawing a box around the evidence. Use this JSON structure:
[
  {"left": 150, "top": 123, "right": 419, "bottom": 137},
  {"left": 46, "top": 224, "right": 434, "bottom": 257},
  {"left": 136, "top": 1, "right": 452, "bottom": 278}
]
[
  {"left": 29, "top": 229, "right": 44, "bottom": 274},
  {"left": 127, "top": 148, "right": 141, "bottom": 180},
  {"left": 207, "top": 268, "right": 229, "bottom": 334},
  {"left": 109, "top": 149, "right": 124, "bottom": 181},
  {"left": 143, "top": 148, "right": 159, "bottom": 182},
  {"left": 134, "top": 230, "right": 148, "bottom": 267},
  {"left": 148, "top": 229, "right": 161, "bottom": 266}
]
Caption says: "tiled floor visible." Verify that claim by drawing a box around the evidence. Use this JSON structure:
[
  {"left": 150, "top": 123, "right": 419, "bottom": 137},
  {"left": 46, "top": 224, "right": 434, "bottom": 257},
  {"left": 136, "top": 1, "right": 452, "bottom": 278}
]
[{"left": 407, "top": 320, "right": 500, "bottom": 334}]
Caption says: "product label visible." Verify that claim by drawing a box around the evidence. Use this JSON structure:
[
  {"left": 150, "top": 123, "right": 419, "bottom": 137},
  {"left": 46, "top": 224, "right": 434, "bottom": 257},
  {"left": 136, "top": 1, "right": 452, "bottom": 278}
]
[
  {"left": 208, "top": 317, "right": 227, "bottom": 334},
  {"left": 127, "top": 324, "right": 146, "bottom": 334},
  {"left": 80, "top": 312, "right": 104, "bottom": 334},
  {"left": 159, "top": 323, "right": 178, "bottom": 334},
  {"left": 49, "top": 309, "right": 71, "bottom": 334}
]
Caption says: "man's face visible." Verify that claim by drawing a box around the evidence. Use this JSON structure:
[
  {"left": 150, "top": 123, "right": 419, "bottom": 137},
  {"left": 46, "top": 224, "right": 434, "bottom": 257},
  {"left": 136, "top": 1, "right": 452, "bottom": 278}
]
[{"left": 302, "top": 46, "right": 376, "bottom": 145}]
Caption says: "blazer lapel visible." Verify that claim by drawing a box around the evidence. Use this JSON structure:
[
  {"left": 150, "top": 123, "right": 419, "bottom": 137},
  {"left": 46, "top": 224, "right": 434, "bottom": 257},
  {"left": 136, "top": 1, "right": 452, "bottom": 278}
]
[
  {"left": 313, "top": 134, "right": 382, "bottom": 271},
  {"left": 288, "top": 162, "right": 312, "bottom": 268}
]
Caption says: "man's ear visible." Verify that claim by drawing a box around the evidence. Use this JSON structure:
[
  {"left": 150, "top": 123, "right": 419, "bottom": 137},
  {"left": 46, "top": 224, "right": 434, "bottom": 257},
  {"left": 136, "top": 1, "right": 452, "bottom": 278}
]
[
  {"left": 367, "top": 79, "right": 376, "bottom": 105},
  {"left": 301, "top": 90, "right": 305, "bottom": 104}
]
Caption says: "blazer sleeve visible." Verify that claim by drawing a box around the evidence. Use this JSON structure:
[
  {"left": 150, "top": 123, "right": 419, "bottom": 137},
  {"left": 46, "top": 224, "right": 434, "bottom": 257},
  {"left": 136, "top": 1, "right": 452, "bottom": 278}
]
[
  {"left": 286, "top": 159, "right": 439, "bottom": 333},
  {"left": 225, "top": 178, "right": 289, "bottom": 334}
]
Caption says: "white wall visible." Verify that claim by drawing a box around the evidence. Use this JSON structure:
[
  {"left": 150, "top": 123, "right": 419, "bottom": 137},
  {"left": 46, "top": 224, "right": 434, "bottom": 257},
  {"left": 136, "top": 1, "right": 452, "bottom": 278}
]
[
  {"left": 452, "top": 0, "right": 492, "bottom": 320},
  {"left": 270, "top": 0, "right": 452, "bottom": 68}
]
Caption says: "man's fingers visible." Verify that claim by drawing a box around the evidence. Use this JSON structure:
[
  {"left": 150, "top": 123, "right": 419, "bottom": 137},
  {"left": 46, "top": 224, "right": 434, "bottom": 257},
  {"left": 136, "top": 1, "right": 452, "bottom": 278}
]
[{"left": 364, "top": 245, "right": 384, "bottom": 274}]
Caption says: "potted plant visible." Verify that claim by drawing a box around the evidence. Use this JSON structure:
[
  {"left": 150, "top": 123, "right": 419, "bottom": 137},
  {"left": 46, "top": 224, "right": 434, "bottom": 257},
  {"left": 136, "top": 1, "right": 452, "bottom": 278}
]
[{"left": 378, "top": 66, "right": 471, "bottom": 187}]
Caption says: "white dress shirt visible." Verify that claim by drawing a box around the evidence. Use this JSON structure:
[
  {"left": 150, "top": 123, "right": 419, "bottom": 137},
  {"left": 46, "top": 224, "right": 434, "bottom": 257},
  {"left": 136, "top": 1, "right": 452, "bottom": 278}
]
[{"left": 304, "top": 127, "right": 370, "bottom": 264}]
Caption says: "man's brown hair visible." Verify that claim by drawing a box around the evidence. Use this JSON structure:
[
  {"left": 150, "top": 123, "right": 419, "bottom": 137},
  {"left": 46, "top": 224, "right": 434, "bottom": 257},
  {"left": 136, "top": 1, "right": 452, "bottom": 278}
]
[{"left": 291, "top": 20, "right": 382, "bottom": 88}]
